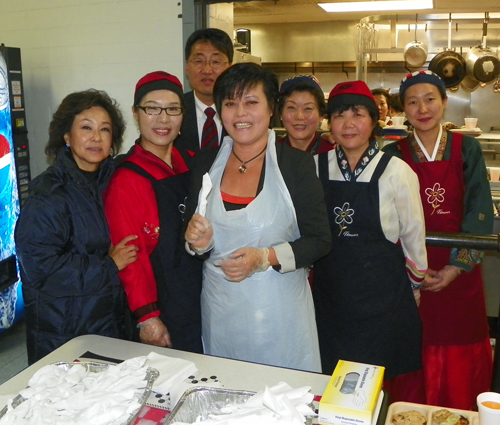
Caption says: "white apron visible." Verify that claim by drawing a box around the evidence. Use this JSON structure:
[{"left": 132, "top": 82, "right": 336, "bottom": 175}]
[{"left": 201, "top": 131, "right": 321, "bottom": 372}]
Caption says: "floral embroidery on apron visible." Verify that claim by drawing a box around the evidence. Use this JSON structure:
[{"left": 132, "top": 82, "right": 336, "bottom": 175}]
[
  {"left": 333, "top": 202, "right": 355, "bottom": 237},
  {"left": 424, "top": 182, "right": 448, "bottom": 215}
]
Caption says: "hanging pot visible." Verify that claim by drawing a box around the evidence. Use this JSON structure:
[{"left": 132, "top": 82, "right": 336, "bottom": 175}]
[
  {"left": 461, "top": 74, "right": 480, "bottom": 92},
  {"left": 428, "top": 18, "right": 466, "bottom": 88},
  {"left": 465, "top": 18, "right": 500, "bottom": 83},
  {"left": 404, "top": 20, "right": 428, "bottom": 68},
  {"left": 494, "top": 78, "right": 500, "bottom": 93}
]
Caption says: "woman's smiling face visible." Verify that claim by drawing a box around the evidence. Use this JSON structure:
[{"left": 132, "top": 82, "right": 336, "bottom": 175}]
[
  {"left": 329, "top": 105, "right": 375, "bottom": 157},
  {"left": 64, "top": 106, "right": 113, "bottom": 172},
  {"left": 133, "top": 89, "right": 183, "bottom": 154},
  {"left": 402, "top": 83, "right": 447, "bottom": 136},
  {"left": 280, "top": 90, "right": 322, "bottom": 150},
  {"left": 221, "top": 82, "right": 273, "bottom": 147}
]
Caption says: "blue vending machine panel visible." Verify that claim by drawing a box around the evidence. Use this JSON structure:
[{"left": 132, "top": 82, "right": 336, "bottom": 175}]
[{"left": 0, "top": 47, "right": 23, "bottom": 334}]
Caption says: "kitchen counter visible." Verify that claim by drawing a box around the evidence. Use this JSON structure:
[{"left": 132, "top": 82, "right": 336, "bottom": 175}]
[
  {"left": 478, "top": 133, "right": 500, "bottom": 141},
  {"left": 0, "top": 335, "right": 331, "bottom": 397}
]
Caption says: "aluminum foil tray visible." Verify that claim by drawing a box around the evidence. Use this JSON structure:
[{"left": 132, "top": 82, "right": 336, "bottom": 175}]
[
  {"left": 0, "top": 361, "right": 159, "bottom": 425},
  {"left": 165, "top": 386, "right": 316, "bottom": 424}
]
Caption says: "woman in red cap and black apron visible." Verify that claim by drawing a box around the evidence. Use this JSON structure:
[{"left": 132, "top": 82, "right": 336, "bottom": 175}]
[
  {"left": 314, "top": 80, "right": 428, "bottom": 403},
  {"left": 384, "top": 70, "right": 493, "bottom": 410},
  {"left": 104, "top": 71, "right": 202, "bottom": 353}
]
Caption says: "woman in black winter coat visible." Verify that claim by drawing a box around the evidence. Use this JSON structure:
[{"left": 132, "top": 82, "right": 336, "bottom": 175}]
[{"left": 15, "top": 89, "right": 139, "bottom": 364}]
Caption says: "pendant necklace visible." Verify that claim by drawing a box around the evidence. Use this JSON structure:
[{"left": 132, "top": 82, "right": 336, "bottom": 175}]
[{"left": 232, "top": 145, "right": 267, "bottom": 173}]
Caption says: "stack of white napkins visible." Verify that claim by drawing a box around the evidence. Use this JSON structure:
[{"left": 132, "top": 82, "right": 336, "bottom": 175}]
[
  {"left": 0, "top": 356, "right": 149, "bottom": 425},
  {"left": 144, "top": 352, "right": 197, "bottom": 394},
  {"left": 0, "top": 353, "right": 200, "bottom": 425},
  {"left": 171, "top": 382, "right": 316, "bottom": 425}
]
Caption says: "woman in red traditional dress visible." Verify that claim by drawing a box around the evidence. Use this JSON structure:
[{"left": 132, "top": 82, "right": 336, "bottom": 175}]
[{"left": 384, "top": 70, "right": 493, "bottom": 410}]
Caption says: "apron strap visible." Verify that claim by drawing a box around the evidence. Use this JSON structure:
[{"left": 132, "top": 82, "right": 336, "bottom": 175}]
[
  {"left": 117, "top": 161, "right": 156, "bottom": 181},
  {"left": 370, "top": 152, "right": 391, "bottom": 182},
  {"left": 318, "top": 152, "right": 330, "bottom": 186},
  {"left": 449, "top": 131, "right": 463, "bottom": 161}
]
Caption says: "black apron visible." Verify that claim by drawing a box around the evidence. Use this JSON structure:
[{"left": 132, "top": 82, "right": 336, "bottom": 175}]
[
  {"left": 314, "top": 153, "right": 422, "bottom": 380},
  {"left": 118, "top": 162, "right": 203, "bottom": 353}
]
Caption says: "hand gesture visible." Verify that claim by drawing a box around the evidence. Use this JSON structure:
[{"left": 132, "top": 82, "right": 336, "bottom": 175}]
[
  {"left": 185, "top": 213, "right": 214, "bottom": 253},
  {"left": 218, "top": 247, "right": 270, "bottom": 282},
  {"left": 422, "top": 265, "right": 461, "bottom": 293},
  {"left": 139, "top": 317, "right": 172, "bottom": 347},
  {"left": 109, "top": 235, "right": 138, "bottom": 271}
]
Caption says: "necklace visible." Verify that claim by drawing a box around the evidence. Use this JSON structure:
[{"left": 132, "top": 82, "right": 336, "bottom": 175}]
[{"left": 231, "top": 145, "right": 267, "bottom": 173}]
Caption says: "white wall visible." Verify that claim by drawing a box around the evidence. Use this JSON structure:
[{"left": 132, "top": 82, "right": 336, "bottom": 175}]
[{"left": 0, "top": 0, "right": 184, "bottom": 177}]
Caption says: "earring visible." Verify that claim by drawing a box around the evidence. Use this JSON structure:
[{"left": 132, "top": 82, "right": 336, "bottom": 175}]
[{"left": 66, "top": 143, "right": 70, "bottom": 147}]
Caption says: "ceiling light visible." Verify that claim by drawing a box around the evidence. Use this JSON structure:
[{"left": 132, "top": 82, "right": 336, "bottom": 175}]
[{"left": 319, "top": 1, "right": 433, "bottom": 13}]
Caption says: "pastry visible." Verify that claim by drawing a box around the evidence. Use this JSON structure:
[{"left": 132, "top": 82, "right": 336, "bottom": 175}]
[
  {"left": 432, "top": 409, "right": 469, "bottom": 425},
  {"left": 392, "top": 410, "right": 427, "bottom": 425}
]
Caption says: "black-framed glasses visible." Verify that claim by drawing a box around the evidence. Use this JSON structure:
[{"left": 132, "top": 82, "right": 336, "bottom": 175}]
[
  {"left": 136, "top": 105, "right": 183, "bottom": 116},
  {"left": 188, "top": 58, "right": 229, "bottom": 70}
]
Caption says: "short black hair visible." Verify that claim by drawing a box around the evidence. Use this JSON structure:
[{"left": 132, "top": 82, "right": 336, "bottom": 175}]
[
  {"left": 185, "top": 28, "right": 234, "bottom": 64},
  {"left": 371, "top": 88, "right": 390, "bottom": 102},
  {"left": 277, "top": 82, "right": 326, "bottom": 116},
  {"left": 388, "top": 93, "right": 403, "bottom": 114},
  {"left": 45, "top": 89, "right": 125, "bottom": 158},
  {"left": 213, "top": 63, "right": 278, "bottom": 116}
]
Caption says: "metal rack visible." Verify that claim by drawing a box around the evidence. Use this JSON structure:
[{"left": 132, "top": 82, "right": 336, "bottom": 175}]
[{"left": 356, "top": 13, "right": 500, "bottom": 81}]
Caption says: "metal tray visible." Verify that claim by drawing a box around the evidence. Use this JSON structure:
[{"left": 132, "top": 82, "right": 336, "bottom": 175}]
[
  {"left": 165, "top": 386, "right": 316, "bottom": 424},
  {"left": 0, "top": 361, "right": 159, "bottom": 425}
]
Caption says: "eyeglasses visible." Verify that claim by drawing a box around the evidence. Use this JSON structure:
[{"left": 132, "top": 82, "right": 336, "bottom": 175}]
[
  {"left": 188, "top": 58, "right": 229, "bottom": 70},
  {"left": 136, "top": 105, "right": 183, "bottom": 116}
]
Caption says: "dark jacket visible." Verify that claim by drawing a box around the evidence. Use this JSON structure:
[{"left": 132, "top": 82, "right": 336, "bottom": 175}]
[
  {"left": 15, "top": 148, "right": 126, "bottom": 364},
  {"left": 174, "top": 91, "right": 226, "bottom": 159}
]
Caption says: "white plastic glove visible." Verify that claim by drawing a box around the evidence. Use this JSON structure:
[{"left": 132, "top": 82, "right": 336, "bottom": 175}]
[
  {"left": 218, "top": 247, "right": 270, "bottom": 282},
  {"left": 185, "top": 213, "right": 214, "bottom": 255},
  {"left": 138, "top": 317, "right": 172, "bottom": 347}
]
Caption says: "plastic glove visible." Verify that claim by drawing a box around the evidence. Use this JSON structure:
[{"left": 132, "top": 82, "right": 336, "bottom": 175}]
[
  {"left": 138, "top": 317, "right": 172, "bottom": 347},
  {"left": 218, "top": 247, "right": 270, "bottom": 282},
  {"left": 185, "top": 213, "right": 214, "bottom": 255}
]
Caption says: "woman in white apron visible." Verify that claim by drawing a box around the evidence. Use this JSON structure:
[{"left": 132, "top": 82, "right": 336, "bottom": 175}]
[{"left": 185, "top": 63, "right": 331, "bottom": 372}]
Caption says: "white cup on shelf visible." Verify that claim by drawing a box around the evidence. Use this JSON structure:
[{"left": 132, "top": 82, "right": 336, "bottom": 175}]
[
  {"left": 391, "top": 116, "right": 405, "bottom": 127},
  {"left": 464, "top": 117, "right": 478, "bottom": 130},
  {"left": 477, "top": 392, "right": 500, "bottom": 425}
]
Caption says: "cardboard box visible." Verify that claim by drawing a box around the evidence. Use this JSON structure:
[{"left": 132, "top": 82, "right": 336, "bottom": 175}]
[{"left": 318, "top": 360, "right": 385, "bottom": 425}]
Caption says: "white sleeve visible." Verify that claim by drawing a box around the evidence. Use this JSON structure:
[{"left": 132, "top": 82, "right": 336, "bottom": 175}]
[{"left": 389, "top": 157, "right": 428, "bottom": 287}]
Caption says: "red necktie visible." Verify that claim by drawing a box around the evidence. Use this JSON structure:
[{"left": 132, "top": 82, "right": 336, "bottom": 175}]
[{"left": 201, "top": 107, "right": 219, "bottom": 150}]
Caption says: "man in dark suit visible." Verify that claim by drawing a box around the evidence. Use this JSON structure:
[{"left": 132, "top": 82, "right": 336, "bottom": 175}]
[{"left": 176, "top": 28, "right": 233, "bottom": 157}]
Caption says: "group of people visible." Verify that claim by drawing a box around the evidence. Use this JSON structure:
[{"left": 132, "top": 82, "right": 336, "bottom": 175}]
[{"left": 14, "top": 26, "right": 493, "bottom": 412}]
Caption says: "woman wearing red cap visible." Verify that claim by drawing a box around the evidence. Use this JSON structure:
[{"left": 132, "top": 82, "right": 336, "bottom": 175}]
[
  {"left": 384, "top": 71, "right": 493, "bottom": 410},
  {"left": 277, "top": 75, "right": 332, "bottom": 155},
  {"left": 314, "top": 80, "right": 428, "bottom": 402},
  {"left": 104, "top": 71, "right": 203, "bottom": 352}
]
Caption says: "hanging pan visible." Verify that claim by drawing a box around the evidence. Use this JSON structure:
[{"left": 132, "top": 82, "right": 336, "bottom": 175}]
[
  {"left": 428, "top": 16, "right": 466, "bottom": 88},
  {"left": 461, "top": 74, "right": 480, "bottom": 92},
  {"left": 404, "top": 16, "right": 428, "bottom": 68},
  {"left": 465, "top": 13, "right": 500, "bottom": 84}
]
